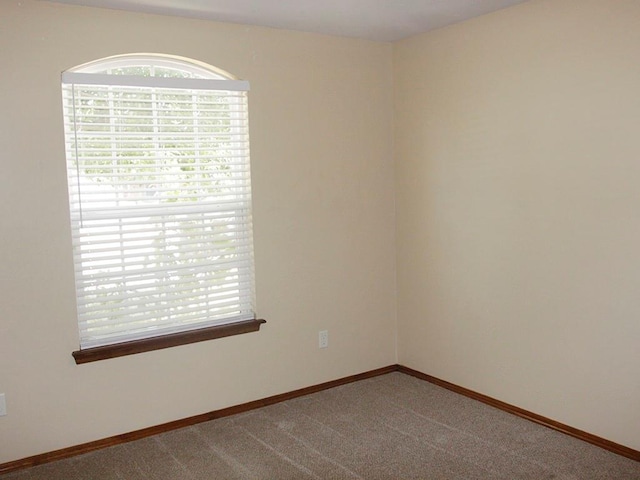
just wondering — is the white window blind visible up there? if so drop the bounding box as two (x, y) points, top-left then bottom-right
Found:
(61, 56), (255, 349)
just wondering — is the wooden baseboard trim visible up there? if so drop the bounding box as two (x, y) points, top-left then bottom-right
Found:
(397, 365), (640, 462)
(3, 364), (637, 474)
(0, 365), (397, 475)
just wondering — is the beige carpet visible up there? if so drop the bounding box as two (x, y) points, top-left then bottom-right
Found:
(3, 372), (639, 479)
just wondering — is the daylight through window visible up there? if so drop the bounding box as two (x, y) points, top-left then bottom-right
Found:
(61, 54), (256, 351)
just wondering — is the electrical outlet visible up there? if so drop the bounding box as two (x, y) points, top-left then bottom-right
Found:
(319, 330), (329, 349)
(0, 394), (6, 416)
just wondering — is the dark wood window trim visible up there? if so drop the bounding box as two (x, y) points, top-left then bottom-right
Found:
(72, 319), (266, 364)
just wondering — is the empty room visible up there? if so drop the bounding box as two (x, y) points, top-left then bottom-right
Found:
(0, 0), (639, 478)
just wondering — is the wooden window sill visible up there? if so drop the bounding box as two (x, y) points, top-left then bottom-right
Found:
(72, 319), (266, 364)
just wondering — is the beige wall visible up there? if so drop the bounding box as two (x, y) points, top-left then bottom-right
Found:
(0, 1), (396, 463)
(395, 0), (640, 451)
(2, 0), (640, 466)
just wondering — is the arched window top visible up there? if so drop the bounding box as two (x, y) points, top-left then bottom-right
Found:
(63, 53), (249, 92)
(68, 53), (236, 80)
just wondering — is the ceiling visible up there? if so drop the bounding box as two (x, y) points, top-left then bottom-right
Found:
(48, 0), (530, 42)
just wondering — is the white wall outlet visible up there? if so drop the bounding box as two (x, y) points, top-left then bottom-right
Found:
(0, 393), (6, 416)
(319, 330), (329, 349)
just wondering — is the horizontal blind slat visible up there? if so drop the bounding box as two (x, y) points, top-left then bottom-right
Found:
(79, 294), (248, 323)
(77, 279), (253, 310)
(75, 241), (254, 266)
(69, 200), (252, 221)
(71, 217), (251, 238)
(74, 226), (252, 250)
(74, 267), (254, 291)
(73, 254), (253, 283)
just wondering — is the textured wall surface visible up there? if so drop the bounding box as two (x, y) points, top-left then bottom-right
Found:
(2, 0), (639, 465)
(395, 0), (640, 451)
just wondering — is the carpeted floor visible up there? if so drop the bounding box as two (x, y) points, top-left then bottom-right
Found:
(3, 372), (639, 479)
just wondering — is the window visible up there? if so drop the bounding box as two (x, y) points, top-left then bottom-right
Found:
(61, 54), (264, 363)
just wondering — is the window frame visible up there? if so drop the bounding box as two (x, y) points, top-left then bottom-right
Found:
(61, 54), (264, 363)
